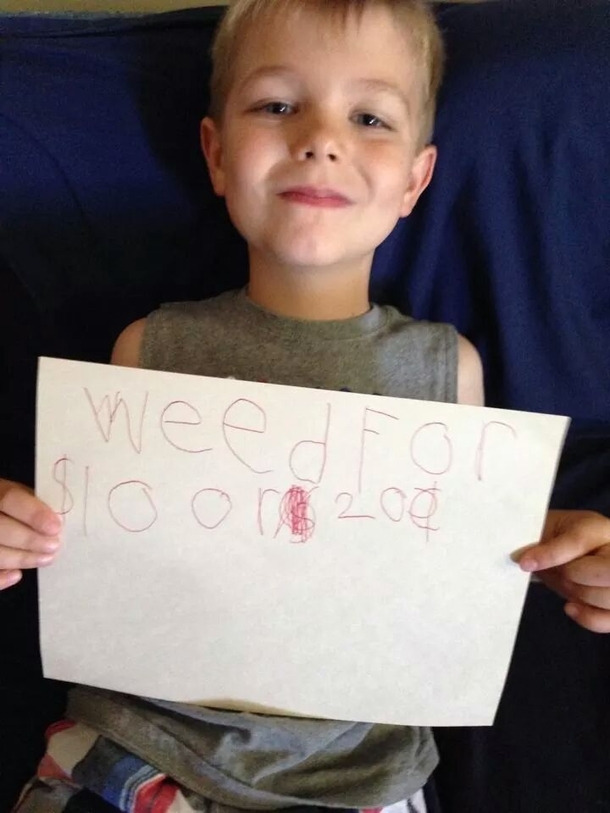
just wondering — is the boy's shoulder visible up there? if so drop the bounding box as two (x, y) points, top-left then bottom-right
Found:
(111, 289), (242, 368)
(154, 289), (243, 321)
(144, 288), (246, 339)
(375, 302), (456, 342)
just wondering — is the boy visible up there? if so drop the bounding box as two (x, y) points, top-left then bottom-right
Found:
(3, 1), (610, 811)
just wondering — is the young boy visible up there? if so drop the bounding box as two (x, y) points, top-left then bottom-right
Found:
(3, 1), (610, 811)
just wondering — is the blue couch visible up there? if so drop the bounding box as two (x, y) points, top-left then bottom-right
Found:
(1, 1), (609, 810)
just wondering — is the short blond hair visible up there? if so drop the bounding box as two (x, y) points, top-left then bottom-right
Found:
(208, 0), (445, 146)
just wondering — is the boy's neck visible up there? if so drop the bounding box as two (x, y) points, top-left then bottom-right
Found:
(247, 256), (372, 321)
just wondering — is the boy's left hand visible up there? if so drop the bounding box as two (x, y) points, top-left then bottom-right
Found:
(518, 509), (610, 633)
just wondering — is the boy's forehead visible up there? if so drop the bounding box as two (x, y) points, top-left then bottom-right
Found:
(230, 5), (421, 93)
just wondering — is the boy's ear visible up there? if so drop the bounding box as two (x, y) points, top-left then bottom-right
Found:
(399, 145), (437, 218)
(200, 116), (226, 197)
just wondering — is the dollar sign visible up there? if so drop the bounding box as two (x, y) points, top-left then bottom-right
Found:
(409, 483), (440, 542)
(276, 486), (317, 543)
(52, 456), (74, 515)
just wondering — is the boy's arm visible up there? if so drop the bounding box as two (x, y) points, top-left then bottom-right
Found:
(111, 318), (147, 367)
(456, 335), (484, 406)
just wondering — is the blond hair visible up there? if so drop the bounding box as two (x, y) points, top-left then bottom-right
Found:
(208, 0), (445, 146)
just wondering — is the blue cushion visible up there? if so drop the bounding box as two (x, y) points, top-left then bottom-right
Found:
(373, 0), (610, 421)
(0, 7), (245, 363)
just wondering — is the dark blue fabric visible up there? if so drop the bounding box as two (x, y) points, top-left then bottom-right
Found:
(373, 0), (610, 421)
(1, 2), (609, 811)
(0, 7), (245, 362)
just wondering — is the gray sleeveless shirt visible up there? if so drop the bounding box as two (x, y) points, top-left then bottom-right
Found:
(68, 289), (457, 810)
(139, 289), (457, 403)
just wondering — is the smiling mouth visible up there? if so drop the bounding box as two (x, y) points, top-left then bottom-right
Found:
(279, 187), (351, 208)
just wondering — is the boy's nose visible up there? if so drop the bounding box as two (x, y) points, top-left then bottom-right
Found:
(292, 117), (344, 163)
(303, 149), (337, 162)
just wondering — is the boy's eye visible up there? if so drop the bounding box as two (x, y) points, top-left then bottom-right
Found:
(353, 112), (388, 129)
(259, 101), (294, 116)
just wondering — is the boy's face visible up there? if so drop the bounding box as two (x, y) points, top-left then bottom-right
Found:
(202, 5), (436, 276)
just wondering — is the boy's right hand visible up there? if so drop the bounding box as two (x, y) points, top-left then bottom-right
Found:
(0, 478), (62, 590)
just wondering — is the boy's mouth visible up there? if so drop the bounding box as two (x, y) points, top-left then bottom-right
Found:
(279, 186), (351, 208)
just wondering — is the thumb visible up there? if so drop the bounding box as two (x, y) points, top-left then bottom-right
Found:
(517, 510), (610, 573)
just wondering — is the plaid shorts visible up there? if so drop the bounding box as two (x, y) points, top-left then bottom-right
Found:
(13, 721), (430, 813)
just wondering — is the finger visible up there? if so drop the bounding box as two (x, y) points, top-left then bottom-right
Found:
(0, 513), (61, 555)
(564, 602), (610, 634)
(539, 562), (610, 611)
(558, 551), (610, 588)
(0, 544), (56, 572)
(518, 512), (610, 572)
(0, 480), (61, 535)
(562, 581), (610, 612)
(0, 569), (22, 591)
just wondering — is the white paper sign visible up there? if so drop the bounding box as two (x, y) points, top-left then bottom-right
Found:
(36, 357), (568, 726)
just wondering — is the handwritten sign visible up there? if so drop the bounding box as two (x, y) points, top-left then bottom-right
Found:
(36, 357), (568, 726)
